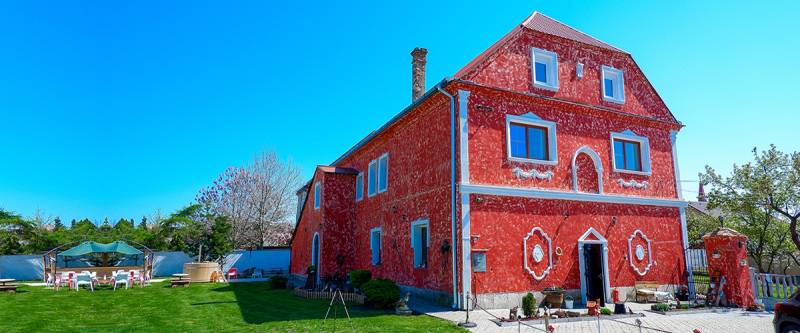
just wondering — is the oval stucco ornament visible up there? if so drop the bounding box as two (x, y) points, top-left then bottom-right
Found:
(635, 244), (645, 261)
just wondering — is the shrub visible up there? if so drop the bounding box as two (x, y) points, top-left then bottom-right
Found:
(349, 269), (372, 290)
(521, 292), (537, 317)
(650, 303), (670, 312)
(361, 279), (400, 309)
(678, 304), (690, 310)
(267, 275), (288, 289)
(600, 307), (612, 315)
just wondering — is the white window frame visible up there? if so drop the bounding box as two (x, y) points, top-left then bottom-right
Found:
(610, 130), (651, 176)
(531, 48), (559, 91)
(601, 66), (625, 104)
(313, 182), (321, 209)
(367, 160), (377, 197)
(410, 219), (430, 269)
(370, 227), (382, 265)
(377, 153), (389, 193)
(355, 172), (364, 201)
(506, 112), (558, 165)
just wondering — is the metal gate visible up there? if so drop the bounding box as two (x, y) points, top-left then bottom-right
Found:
(686, 248), (709, 297)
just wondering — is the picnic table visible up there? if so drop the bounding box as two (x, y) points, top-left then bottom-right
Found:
(171, 274), (190, 288)
(0, 279), (17, 293)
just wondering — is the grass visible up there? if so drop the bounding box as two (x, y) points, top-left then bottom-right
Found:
(0, 281), (465, 333)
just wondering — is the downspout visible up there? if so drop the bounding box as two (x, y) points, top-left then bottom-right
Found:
(436, 81), (459, 309)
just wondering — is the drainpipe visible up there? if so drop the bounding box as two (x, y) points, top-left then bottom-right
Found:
(436, 82), (459, 309)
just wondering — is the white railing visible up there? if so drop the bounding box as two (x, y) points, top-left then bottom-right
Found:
(751, 270), (800, 301)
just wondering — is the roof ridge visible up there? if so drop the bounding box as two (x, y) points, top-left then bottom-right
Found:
(523, 11), (628, 54)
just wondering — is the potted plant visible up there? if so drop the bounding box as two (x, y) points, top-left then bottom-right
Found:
(542, 286), (565, 308)
(564, 295), (574, 309)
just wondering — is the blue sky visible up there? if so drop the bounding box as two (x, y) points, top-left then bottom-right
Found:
(0, 1), (798, 223)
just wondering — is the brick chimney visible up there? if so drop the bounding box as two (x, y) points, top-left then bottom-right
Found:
(698, 182), (707, 202)
(411, 47), (428, 102)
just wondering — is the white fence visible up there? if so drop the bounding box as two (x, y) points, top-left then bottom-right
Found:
(751, 270), (800, 310)
(0, 248), (290, 280)
(687, 249), (708, 269)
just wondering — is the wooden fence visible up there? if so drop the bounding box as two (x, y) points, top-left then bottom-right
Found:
(293, 289), (366, 305)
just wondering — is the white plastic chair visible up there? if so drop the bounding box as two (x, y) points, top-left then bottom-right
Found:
(45, 272), (55, 288)
(74, 273), (94, 292)
(113, 272), (129, 291)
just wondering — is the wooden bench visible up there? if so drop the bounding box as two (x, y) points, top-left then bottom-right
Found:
(635, 281), (660, 303)
(170, 279), (190, 288)
(0, 285), (17, 293)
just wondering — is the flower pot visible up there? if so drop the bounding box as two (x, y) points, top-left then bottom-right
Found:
(544, 292), (564, 308)
(565, 299), (574, 309)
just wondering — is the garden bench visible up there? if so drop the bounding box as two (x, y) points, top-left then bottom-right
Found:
(635, 281), (661, 303)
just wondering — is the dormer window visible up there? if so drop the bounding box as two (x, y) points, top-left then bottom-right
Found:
(532, 48), (558, 91)
(601, 66), (625, 103)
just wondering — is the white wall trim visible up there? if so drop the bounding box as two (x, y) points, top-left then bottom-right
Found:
(532, 48), (559, 91)
(460, 194), (472, 310)
(610, 130), (652, 176)
(627, 229), (654, 276)
(577, 228), (612, 304)
(506, 112), (558, 166)
(523, 227), (553, 281)
(311, 232), (321, 285)
(601, 65), (625, 104)
(571, 146), (604, 193)
(460, 183), (687, 208)
(377, 153), (389, 193)
(458, 90), (471, 184)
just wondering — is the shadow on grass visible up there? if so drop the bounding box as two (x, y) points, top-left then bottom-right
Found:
(212, 282), (389, 325)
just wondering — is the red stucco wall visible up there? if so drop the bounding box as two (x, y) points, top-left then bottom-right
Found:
(469, 195), (686, 293)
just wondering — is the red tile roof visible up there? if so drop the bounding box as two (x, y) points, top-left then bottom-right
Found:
(522, 12), (627, 53)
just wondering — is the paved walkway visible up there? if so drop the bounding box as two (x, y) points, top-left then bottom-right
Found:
(411, 301), (774, 333)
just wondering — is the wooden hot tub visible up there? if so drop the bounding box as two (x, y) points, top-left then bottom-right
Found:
(183, 262), (219, 282)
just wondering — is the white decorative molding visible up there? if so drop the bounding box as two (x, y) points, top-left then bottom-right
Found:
(512, 167), (554, 181)
(523, 227), (553, 281)
(460, 183), (688, 208)
(617, 178), (649, 189)
(627, 229), (654, 276)
(570, 146), (604, 194)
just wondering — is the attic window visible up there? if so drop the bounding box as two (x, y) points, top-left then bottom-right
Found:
(601, 66), (625, 104)
(531, 48), (558, 91)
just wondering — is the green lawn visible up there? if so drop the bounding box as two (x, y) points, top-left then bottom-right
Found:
(0, 281), (465, 333)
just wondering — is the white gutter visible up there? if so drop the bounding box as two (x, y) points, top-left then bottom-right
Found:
(436, 83), (459, 309)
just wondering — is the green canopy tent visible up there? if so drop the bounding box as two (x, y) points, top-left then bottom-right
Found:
(43, 240), (153, 280)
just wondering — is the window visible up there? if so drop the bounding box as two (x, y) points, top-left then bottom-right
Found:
(610, 130), (652, 175)
(378, 154), (388, 193)
(355, 172), (364, 201)
(370, 227), (382, 265)
(313, 182), (321, 209)
(410, 219), (429, 268)
(613, 139), (642, 171)
(601, 66), (625, 103)
(510, 123), (549, 160)
(367, 160), (377, 197)
(506, 113), (558, 165)
(531, 48), (558, 91)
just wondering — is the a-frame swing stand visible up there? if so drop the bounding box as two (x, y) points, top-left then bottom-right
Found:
(323, 289), (356, 333)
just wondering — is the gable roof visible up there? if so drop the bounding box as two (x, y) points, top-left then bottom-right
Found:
(522, 12), (627, 54)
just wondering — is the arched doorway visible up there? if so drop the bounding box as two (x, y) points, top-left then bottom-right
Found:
(311, 232), (320, 285)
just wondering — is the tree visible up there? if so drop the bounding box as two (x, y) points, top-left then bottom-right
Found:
(702, 146), (799, 272)
(198, 151), (300, 248)
(138, 216), (148, 230)
(206, 216), (233, 260)
(53, 217), (65, 231)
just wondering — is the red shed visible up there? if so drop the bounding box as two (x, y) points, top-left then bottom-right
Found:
(290, 12), (691, 309)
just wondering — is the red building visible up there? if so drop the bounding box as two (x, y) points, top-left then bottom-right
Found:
(290, 12), (691, 309)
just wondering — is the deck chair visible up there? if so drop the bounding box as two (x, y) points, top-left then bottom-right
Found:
(75, 274), (94, 292)
(113, 272), (129, 291)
